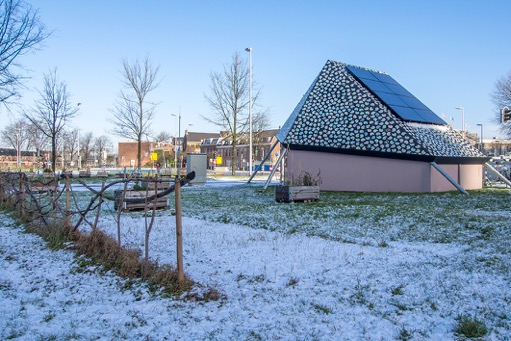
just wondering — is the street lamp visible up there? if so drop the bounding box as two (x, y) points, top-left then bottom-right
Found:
(245, 47), (253, 176)
(77, 103), (82, 171)
(171, 112), (181, 178)
(455, 107), (465, 138)
(476, 123), (483, 152)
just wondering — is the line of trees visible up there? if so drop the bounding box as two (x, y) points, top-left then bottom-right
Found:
(0, 115), (113, 170)
(0, 0), (271, 175)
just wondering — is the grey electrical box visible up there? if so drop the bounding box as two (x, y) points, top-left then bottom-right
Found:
(186, 153), (207, 185)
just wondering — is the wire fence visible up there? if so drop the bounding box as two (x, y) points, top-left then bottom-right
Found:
(0, 171), (194, 282)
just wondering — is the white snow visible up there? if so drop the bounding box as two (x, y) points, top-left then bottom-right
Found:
(1, 185), (510, 340)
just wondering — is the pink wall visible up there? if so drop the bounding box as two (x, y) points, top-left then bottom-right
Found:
(430, 164), (483, 192)
(285, 150), (483, 193)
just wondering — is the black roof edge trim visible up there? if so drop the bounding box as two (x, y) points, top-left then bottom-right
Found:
(433, 156), (491, 165)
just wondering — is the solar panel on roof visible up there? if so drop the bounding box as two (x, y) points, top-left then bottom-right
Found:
(346, 65), (446, 125)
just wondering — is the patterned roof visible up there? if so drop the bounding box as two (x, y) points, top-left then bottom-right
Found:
(277, 60), (487, 163)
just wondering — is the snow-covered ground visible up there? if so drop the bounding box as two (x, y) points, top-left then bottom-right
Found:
(1, 183), (510, 340)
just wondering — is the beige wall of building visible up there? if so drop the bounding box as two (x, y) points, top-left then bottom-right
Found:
(285, 149), (484, 193)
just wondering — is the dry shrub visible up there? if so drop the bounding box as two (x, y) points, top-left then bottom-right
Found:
(182, 286), (225, 302)
(73, 229), (211, 298)
(146, 263), (193, 295)
(25, 219), (70, 251)
(75, 229), (142, 278)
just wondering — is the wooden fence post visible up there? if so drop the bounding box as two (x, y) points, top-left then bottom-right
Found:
(19, 173), (25, 220)
(174, 177), (184, 283)
(0, 173), (3, 203)
(65, 174), (71, 229)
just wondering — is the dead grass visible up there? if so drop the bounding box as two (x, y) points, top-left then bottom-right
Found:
(19, 215), (211, 299)
(72, 229), (197, 297)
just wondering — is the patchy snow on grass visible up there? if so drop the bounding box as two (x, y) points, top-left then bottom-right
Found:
(1, 184), (511, 340)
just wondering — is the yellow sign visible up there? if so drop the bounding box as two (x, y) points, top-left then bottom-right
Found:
(215, 156), (223, 165)
(150, 152), (158, 161)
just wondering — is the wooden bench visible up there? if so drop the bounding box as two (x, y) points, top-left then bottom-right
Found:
(114, 190), (169, 211)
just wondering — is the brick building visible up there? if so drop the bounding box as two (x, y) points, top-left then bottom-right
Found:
(201, 129), (281, 171)
(118, 142), (151, 167)
(117, 141), (176, 168)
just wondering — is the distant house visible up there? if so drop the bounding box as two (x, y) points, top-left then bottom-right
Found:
(183, 131), (219, 154)
(201, 129), (281, 170)
(274, 60), (489, 193)
(0, 148), (46, 169)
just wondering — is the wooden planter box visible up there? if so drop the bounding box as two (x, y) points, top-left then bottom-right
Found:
(114, 190), (169, 211)
(275, 185), (320, 203)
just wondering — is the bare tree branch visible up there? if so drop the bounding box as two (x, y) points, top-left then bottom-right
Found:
(94, 134), (112, 167)
(203, 51), (268, 175)
(0, 0), (50, 110)
(23, 68), (78, 172)
(490, 70), (511, 138)
(108, 57), (160, 169)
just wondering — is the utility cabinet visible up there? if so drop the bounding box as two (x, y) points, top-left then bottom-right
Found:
(186, 153), (207, 185)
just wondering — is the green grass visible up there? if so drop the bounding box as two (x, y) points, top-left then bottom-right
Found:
(175, 184), (511, 247)
(454, 314), (488, 338)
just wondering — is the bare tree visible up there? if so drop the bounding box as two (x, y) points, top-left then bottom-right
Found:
(155, 130), (171, 143)
(24, 68), (78, 172)
(94, 134), (111, 167)
(80, 131), (94, 168)
(1, 117), (30, 167)
(1, 118), (29, 148)
(252, 110), (272, 161)
(62, 128), (78, 167)
(0, 0), (49, 109)
(26, 120), (48, 165)
(109, 57), (160, 170)
(490, 70), (511, 138)
(204, 51), (262, 175)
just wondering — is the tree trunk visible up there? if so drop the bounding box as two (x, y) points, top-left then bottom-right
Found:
(231, 141), (236, 176)
(51, 135), (56, 172)
(137, 135), (142, 170)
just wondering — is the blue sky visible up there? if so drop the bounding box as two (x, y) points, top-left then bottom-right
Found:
(6, 0), (511, 146)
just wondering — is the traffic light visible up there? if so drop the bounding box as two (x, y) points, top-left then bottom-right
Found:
(502, 106), (511, 124)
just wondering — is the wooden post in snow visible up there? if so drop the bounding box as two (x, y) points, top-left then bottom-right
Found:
(19, 172), (25, 220)
(65, 174), (71, 229)
(174, 177), (185, 282)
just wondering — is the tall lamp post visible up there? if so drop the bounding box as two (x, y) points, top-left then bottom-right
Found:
(171, 113), (181, 178)
(77, 103), (82, 170)
(476, 123), (483, 152)
(245, 47), (253, 176)
(455, 107), (465, 138)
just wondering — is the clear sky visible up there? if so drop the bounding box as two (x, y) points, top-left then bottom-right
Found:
(5, 0), (511, 147)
